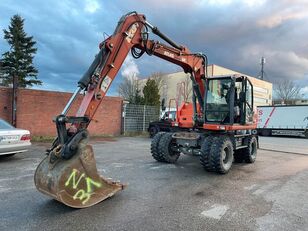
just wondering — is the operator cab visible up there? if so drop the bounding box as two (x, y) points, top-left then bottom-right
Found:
(204, 75), (254, 126)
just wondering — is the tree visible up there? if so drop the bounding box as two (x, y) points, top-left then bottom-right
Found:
(148, 72), (166, 90)
(0, 61), (4, 85)
(0, 15), (41, 87)
(274, 79), (301, 104)
(143, 79), (160, 106)
(118, 77), (144, 104)
(132, 88), (144, 105)
(181, 74), (192, 102)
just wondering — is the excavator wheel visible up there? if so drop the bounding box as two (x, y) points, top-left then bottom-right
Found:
(151, 132), (166, 162)
(34, 139), (124, 208)
(242, 136), (258, 163)
(158, 133), (180, 163)
(210, 136), (234, 174)
(200, 136), (215, 172)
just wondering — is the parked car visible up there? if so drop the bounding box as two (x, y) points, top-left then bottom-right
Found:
(0, 119), (31, 156)
(148, 110), (177, 137)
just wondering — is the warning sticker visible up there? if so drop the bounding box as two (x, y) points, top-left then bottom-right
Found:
(101, 76), (112, 93)
(126, 23), (139, 43)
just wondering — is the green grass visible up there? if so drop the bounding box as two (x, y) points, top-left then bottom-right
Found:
(122, 131), (149, 137)
(31, 136), (55, 143)
(32, 132), (149, 143)
(31, 134), (118, 143)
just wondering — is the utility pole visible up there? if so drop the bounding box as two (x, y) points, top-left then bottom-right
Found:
(259, 57), (266, 80)
(12, 75), (18, 127)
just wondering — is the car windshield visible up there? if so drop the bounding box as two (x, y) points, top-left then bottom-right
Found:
(163, 111), (176, 121)
(0, 119), (14, 129)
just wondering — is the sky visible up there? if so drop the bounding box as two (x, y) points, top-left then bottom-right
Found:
(0, 0), (308, 97)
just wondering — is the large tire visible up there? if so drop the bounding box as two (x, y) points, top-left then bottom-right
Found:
(200, 136), (215, 171)
(149, 126), (159, 138)
(242, 136), (257, 163)
(233, 149), (244, 163)
(158, 133), (180, 163)
(151, 132), (166, 162)
(210, 136), (234, 174)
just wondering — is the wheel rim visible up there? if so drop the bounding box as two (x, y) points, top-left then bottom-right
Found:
(222, 146), (232, 169)
(250, 140), (257, 159)
(222, 150), (227, 162)
(168, 141), (177, 156)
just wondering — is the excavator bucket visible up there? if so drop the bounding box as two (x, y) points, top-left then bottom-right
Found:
(34, 141), (125, 208)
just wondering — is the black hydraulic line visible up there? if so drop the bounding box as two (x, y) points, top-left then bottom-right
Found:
(113, 11), (139, 35)
(190, 74), (204, 113)
(151, 27), (182, 50)
(78, 49), (102, 89)
(78, 46), (109, 89)
(192, 92), (197, 123)
(203, 79), (208, 122)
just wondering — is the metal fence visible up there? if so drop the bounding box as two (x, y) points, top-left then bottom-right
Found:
(123, 104), (160, 133)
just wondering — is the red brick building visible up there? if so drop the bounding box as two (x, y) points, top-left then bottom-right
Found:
(0, 87), (123, 136)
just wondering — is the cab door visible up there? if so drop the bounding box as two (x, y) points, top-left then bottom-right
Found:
(244, 78), (254, 124)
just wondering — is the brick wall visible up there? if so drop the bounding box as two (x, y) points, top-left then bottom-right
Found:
(0, 87), (123, 136)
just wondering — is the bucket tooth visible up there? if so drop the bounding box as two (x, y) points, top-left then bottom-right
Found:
(34, 143), (125, 208)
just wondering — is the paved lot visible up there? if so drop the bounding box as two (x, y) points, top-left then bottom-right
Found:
(259, 136), (308, 155)
(0, 137), (308, 231)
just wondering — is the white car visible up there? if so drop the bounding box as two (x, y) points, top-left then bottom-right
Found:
(0, 119), (31, 156)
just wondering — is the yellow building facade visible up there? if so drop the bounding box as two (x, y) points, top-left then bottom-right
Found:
(140, 64), (272, 107)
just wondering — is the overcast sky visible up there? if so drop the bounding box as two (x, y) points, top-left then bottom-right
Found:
(0, 0), (308, 96)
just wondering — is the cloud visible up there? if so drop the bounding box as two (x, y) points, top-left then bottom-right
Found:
(242, 0), (266, 7)
(120, 55), (140, 81)
(207, 0), (233, 5)
(84, 0), (100, 14)
(0, 0), (307, 96)
(257, 2), (308, 28)
(301, 86), (308, 96)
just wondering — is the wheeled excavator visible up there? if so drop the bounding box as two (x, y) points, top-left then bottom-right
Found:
(34, 12), (258, 208)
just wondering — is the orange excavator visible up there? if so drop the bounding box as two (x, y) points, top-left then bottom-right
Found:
(34, 12), (258, 208)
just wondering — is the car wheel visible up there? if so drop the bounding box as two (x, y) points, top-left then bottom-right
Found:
(149, 126), (159, 138)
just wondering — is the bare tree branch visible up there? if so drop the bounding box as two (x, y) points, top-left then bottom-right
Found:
(182, 75), (192, 102)
(118, 76), (142, 103)
(148, 72), (166, 90)
(274, 79), (301, 104)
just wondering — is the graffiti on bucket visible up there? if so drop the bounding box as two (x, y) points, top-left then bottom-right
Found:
(65, 168), (101, 205)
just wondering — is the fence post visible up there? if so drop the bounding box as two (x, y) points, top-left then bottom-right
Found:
(123, 104), (126, 134)
(143, 105), (146, 131)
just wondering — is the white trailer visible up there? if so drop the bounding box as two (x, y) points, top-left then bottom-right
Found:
(257, 105), (308, 138)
